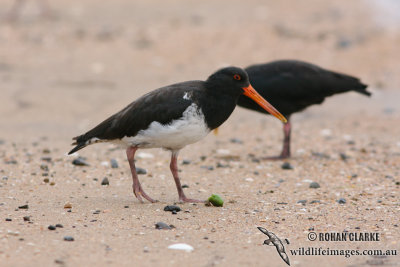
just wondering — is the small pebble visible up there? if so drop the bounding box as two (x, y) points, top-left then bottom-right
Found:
(310, 200), (321, 204)
(72, 157), (89, 166)
(56, 224), (63, 228)
(155, 222), (173, 230)
(167, 243), (194, 252)
(63, 236), (74, 241)
(23, 216), (30, 221)
(230, 138), (243, 144)
(337, 198), (347, 204)
(136, 167), (147, 175)
(101, 177), (110, 185)
(281, 162), (294, 170)
(64, 202), (72, 209)
(5, 218), (12, 221)
(309, 182), (320, 189)
(164, 205), (181, 213)
(40, 164), (49, 171)
(182, 184), (189, 188)
(297, 200), (307, 204)
(110, 159), (119, 168)
(18, 204), (29, 209)
(43, 178), (49, 183)
(48, 225), (56, 230)
(182, 160), (191, 165)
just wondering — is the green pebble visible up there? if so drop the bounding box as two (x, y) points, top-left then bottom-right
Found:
(208, 194), (224, 207)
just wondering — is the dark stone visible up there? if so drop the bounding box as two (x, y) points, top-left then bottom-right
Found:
(172, 210), (177, 215)
(5, 218), (12, 221)
(297, 200), (307, 204)
(182, 160), (191, 165)
(23, 216), (30, 221)
(136, 167), (147, 175)
(337, 198), (346, 204)
(339, 153), (349, 161)
(230, 138), (243, 144)
(41, 157), (52, 162)
(72, 157), (89, 166)
(281, 162), (294, 170)
(124, 205), (129, 208)
(48, 225), (56, 230)
(309, 182), (320, 189)
(55, 224), (63, 228)
(101, 177), (109, 185)
(18, 204), (29, 209)
(110, 159), (118, 168)
(63, 236), (74, 241)
(310, 200), (321, 204)
(182, 184), (189, 188)
(155, 222), (173, 230)
(163, 205), (181, 213)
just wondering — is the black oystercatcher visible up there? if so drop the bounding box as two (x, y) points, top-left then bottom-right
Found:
(237, 60), (371, 159)
(68, 67), (287, 203)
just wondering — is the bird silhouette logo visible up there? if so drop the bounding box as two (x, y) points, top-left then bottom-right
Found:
(258, 227), (290, 266)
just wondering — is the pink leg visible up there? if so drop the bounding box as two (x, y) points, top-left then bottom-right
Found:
(126, 147), (156, 203)
(170, 151), (204, 203)
(263, 118), (291, 160)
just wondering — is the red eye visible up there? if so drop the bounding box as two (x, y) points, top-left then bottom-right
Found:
(233, 74), (241, 80)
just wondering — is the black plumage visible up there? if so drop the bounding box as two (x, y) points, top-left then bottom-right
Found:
(68, 66), (286, 203)
(237, 60), (371, 159)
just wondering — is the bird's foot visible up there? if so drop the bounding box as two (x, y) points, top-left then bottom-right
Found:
(133, 186), (157, 203)
(178, 196), (205, 203)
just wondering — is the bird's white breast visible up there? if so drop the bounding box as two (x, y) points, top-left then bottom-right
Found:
(121, 103), (210, 151)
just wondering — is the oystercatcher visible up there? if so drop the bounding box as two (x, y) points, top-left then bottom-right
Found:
(68, 67), (287, 203)
(237, 60), (371, 159)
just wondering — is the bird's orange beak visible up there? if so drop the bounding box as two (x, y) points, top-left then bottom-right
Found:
(242, 84), (287, 123)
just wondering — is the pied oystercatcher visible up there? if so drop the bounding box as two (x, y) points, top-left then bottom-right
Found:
(69, 67), (287, 203)
(237, 60), (371, 159)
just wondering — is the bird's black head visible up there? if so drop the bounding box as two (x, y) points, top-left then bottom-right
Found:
(206, 66), (250, 96)
(206, 66), (288, 123)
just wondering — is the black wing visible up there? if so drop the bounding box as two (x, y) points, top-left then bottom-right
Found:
(68, 81), (204, 154)
(238, 60), (370, 116)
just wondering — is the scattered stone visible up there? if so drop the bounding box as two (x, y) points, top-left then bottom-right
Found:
(229, 138), (243, 144)
(23, 216), (30, 221)
(200, 165), (214, 171)
(281, 162), (294, 170)
(72, 157), (89, 166)
(2, 176), (8, 180)
(43, 178), (50, 183)
(50, 181), (55, 186)
(182, 160), (191, 165)
(136, 167), (147, 175)
(339, 153), (349, 161)
(48, 225), (56, 230)
(5, 218), (12, 221)
(155, 222), (173, 230)
(297, 200), (307, 204)
(40, 164), (49, 171)
(18, 204), (29, 209)
(216, 162), (229, 168)
(309, 182), (320, 189)
(124, 205), (129, 208)
(182, 184), (189, 188)
(63, 236), (74, 241)
(64, 202), (72, 209)
(55, 259), (65, 265)
(41, 157), (52, 162)
(167, 243), (194, 252)
(143, 247), (149, 253)
(110, 159), (119, 168)
(310, 200), (321, 204)
(164, 205), (181, 213)
(337, 198), (347, 204)
(101, 177), (110, 185)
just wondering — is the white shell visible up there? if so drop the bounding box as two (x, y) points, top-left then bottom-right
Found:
(167, 243), (194, 252)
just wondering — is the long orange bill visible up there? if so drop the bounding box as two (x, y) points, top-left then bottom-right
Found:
(242, 84), (287, 123)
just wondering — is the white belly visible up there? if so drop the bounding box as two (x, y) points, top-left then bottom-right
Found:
(121, 103), (210, 151)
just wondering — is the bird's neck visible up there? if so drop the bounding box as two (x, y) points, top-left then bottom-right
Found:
(198, 89), (238, 130)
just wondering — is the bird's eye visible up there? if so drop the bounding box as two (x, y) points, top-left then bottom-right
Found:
(233, 74), (241, 81)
